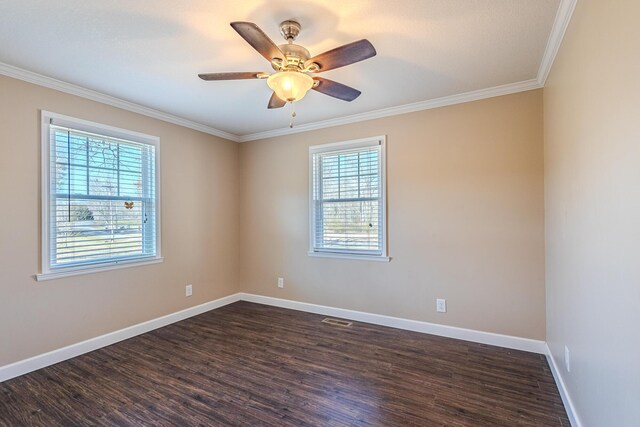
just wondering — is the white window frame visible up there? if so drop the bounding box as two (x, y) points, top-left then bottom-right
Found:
(308, 135), (389, 262)
(37, 111), (163, 281)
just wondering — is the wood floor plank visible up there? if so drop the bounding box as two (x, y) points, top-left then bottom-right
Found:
(0, 301), (570, 426)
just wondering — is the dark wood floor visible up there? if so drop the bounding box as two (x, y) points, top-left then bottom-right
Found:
(0, 302), (569, 426)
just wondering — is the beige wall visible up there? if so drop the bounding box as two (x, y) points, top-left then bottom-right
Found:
(0, 71), (547, 368)
(0, 75), (240, 366)
(544, 1), (640, 425)
(4, 3), (638, 420)
(239, 90), (546, 340)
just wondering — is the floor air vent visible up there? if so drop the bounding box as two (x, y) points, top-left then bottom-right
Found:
(322, 318), (353, 327)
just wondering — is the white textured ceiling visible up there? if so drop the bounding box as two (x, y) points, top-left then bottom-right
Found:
(0, 0), (560, 137)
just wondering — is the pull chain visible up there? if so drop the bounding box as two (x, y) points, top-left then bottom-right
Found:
(289, 102), (297, 128)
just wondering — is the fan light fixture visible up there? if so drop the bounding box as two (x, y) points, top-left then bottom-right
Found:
(267, 71), (314, 102)
(198, 20), (376, 127)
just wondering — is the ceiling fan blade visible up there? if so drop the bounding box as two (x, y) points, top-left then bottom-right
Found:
(198, 72), (263, 81)
(305, 39), (376, 72)
(268, 92), (286, 109)
(312, 77), (362, 101)
(230, 22), (285, 63)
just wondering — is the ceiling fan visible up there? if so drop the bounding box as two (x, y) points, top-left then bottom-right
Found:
(198, 20), (376, 110)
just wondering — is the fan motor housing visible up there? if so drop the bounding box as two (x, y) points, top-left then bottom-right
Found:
(273, 43), (310, 71)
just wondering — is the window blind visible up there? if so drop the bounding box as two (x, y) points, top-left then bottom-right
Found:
(48, 124), (157, 268)
(311, 143), (383, 255)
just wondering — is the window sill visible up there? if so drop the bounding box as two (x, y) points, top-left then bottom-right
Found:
(307, 252), (391, 262)
(36, 257), (164, 282)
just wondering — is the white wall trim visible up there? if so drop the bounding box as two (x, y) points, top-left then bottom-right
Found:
(308, 135), (388, 260)
(36, 257), (164, 282)
(0, 62), (239, 142)
(0, 60), (544, 144)
(545, 344), (583, 427)
(1, 1), (576, 145)
(39, 110), (163, 281)
(0, 292), (553, 385)
(238, 79), (543, 142)
(239, 293), (547, 354)
(537, 0), (578, 85)
(307, 252), (391, 262)
(0, 293), (242, 383)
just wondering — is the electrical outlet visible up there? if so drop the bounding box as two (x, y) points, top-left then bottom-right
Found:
(564, 346), (570, 372)
(436, 298), (447, 313)
(185, 284), (193, 297)
(277, 277), (284, 289)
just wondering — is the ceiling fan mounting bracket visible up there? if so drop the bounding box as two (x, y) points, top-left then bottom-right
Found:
(279, 20), (301, 42)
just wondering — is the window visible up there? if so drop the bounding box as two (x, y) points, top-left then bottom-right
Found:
(309, 136), (388, 261)
(38, 111), (161, 280)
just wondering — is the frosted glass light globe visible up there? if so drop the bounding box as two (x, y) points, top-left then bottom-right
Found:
(267, 71), (314, 102)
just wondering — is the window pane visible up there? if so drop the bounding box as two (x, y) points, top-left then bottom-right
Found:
(321, 156), (339, 178)
(48, 123), (157, 269)
(317, 200), (380, 251)
(119, 145), (142, 173)
(312, 143), (383, 255)
(359, 174), (379, 198)
(88, 167), (118, 196)
(69, 165), (88, 195)
(54, 132), (69, 164)
(53, 198), (143, 265)
(88, 138), (118, 169)
(120, 172), (143, 198)
(339, 176), (359, 199)
(322, 177), (339, 199)
(359, 151), (378, 175)
(69, 135), (88, 166)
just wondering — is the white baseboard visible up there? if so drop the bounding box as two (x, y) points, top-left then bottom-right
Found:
(238, 293), (547, 354)
(0, 293), (242, 382)
(545, 344), (582, 427)
(0, 291), (550, 385)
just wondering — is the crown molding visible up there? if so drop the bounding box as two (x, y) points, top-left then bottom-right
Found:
(0, 62), (240, 142)
(238, 78), (543, 142)
(1, 1), (575, 144)
(240, 0), (577, 143)
(2, 61), (541, 143)
(537, 0), (578, 85)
